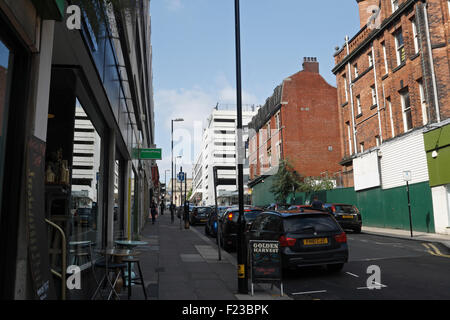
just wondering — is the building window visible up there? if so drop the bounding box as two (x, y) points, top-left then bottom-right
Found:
(356, 95), (362, 115)
(275, 112), (281, 130)
(346, 122), (353, 155)
(382, 41), (388, 74)
(354, 63), (359, 78)
(387, 98), (395, 137)
(266, 121), (271, 140)
(276, 142), (281, 160)
(360, 142), (365, 153)
(343, 74), (348, 102)
(371, 85), (377, 106)
(401, 89), (413, 132)
(267, 149), (272, 168)
(418, 80), (428, 125)
(368, 52), (374, 67)
(391, 0), (399, 12)
(394, 29), (406, 66)
(412, 19), (420, 54)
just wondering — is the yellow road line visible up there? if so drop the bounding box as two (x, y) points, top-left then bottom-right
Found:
(428, 243), (450, 258)
(422, 243), (450, 258)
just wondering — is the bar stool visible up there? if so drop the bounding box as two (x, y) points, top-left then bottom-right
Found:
(122, 257), (147, 300)
(92, 259), (127, 300)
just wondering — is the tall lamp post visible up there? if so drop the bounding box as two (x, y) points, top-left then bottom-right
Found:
(175, 156), (182, 229)
(171, 118), (184, 216)
(234, 0), (248, 294)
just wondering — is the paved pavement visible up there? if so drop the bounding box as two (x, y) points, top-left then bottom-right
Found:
(118, 211), (289, 300)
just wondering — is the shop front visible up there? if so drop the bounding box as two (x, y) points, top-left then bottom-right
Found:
(424, 122), (450, 235)
(0, 0), (155, 299)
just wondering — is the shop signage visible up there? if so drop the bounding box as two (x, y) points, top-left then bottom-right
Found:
(26, 136), (55, 300)
(137, 148), (162, 160)
(249, 240), (282, 283)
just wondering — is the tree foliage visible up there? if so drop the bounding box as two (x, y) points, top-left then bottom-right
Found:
(270, 160), (303, 204)
(298, 175), (335, 193)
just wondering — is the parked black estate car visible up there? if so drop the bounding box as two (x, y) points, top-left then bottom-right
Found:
(323, 203), (362, 233)
(205, 206), (230, 237)
(246, 210), (348, 271)
(218, 207), (263, 251)
(189, 206), (212, 225)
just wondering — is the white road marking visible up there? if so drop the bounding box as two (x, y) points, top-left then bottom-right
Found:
(357, 281), (387, 290)
(291, 290), (327, 295)
(345, 272), (359, 278)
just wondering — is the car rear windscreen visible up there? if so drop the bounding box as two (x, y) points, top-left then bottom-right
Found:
(197, 207), (212, 214)
(335, 205), (356, 213)
(283, 215), (341, 233)
(244, 211), (262, 221)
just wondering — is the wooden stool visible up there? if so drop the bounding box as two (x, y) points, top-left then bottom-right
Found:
(122, 257), (147, 300)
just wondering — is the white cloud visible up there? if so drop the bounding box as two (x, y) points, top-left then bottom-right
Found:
(154, 80), (261, 180)
(164, 0), (183, 11)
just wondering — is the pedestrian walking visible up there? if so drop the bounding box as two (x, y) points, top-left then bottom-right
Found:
(150, 200), (157, 225)
(160, 201), (165, 216)
(170, 203), (174, 224)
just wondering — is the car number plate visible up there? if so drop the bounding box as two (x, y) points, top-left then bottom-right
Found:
(303, 238), (328, 245)
(342, 215), (354, 219)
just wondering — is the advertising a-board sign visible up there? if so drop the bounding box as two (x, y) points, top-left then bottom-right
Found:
(249, 240), (282, 283)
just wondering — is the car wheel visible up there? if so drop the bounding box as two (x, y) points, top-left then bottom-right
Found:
(205, 225), (209, 236)
(326, 263), (344, 272)
(353, 226), (362, 234)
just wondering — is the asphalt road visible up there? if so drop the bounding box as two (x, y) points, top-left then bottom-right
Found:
(193, 224), (450, 300)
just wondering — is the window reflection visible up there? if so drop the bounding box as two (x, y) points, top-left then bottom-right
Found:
(0, 39), (11, 216)
(69, 100), (102, 266)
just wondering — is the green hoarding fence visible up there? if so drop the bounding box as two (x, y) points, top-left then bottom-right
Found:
(251, 177), (435, 233)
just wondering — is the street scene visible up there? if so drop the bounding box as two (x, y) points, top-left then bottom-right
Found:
(0, 0), (449, 305)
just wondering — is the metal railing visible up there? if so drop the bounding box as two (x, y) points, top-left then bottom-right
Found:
(45, 218), (67, 300)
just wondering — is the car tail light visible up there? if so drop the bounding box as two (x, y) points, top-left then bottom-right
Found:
(279, 235), (297, 247)
(331, 206), (336, 213)
(227, 213), (233, 221)
(334, 232), (347, 243)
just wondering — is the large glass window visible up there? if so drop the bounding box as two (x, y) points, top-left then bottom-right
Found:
(69, 100), (102, 266)
(0, 39), (11, 216)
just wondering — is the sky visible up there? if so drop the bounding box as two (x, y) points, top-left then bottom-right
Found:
(150, 0), (361, 183)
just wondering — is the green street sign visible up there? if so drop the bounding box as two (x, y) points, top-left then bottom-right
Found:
(138, 148), (162, 160)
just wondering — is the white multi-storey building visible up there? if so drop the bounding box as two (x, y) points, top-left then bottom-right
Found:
(191, 107), (257, 206)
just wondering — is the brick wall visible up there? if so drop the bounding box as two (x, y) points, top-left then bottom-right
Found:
(249, 59), (341, 182)
(334, 0), (450, 187)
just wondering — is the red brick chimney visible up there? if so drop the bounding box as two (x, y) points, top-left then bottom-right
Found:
(356, 0), (381, 29)
(302, 57), (319, 73)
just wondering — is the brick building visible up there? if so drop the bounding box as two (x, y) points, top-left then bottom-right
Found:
(333, 0), (450, 234)
(248, 58), (342, 206)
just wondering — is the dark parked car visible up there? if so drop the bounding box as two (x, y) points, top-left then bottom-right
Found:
(205, 206), (230, 237)
(286, 205), (312, 212)
(323, 203), (362, 233)
(190, 206), (213, 225)
(246, 211), (348, 272)
(265, 203), (291, 211)
(218, 207), (263, 251)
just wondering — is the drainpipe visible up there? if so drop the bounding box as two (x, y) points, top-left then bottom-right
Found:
(346, 36), (358, 154)
(423, 3), (441, 123)
(372, 45), (383, 143)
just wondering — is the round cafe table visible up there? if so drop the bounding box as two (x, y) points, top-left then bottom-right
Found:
(114, 240), (148, 250)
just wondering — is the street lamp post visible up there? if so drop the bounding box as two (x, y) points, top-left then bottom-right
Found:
(175, 155), (182, 229)
(234, 0), (248, 294)
(171, 118), (184, 221)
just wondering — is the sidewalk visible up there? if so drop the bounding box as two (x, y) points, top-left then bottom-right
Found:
(362, 226), (450, 249)
(120, 211), (290, 300)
